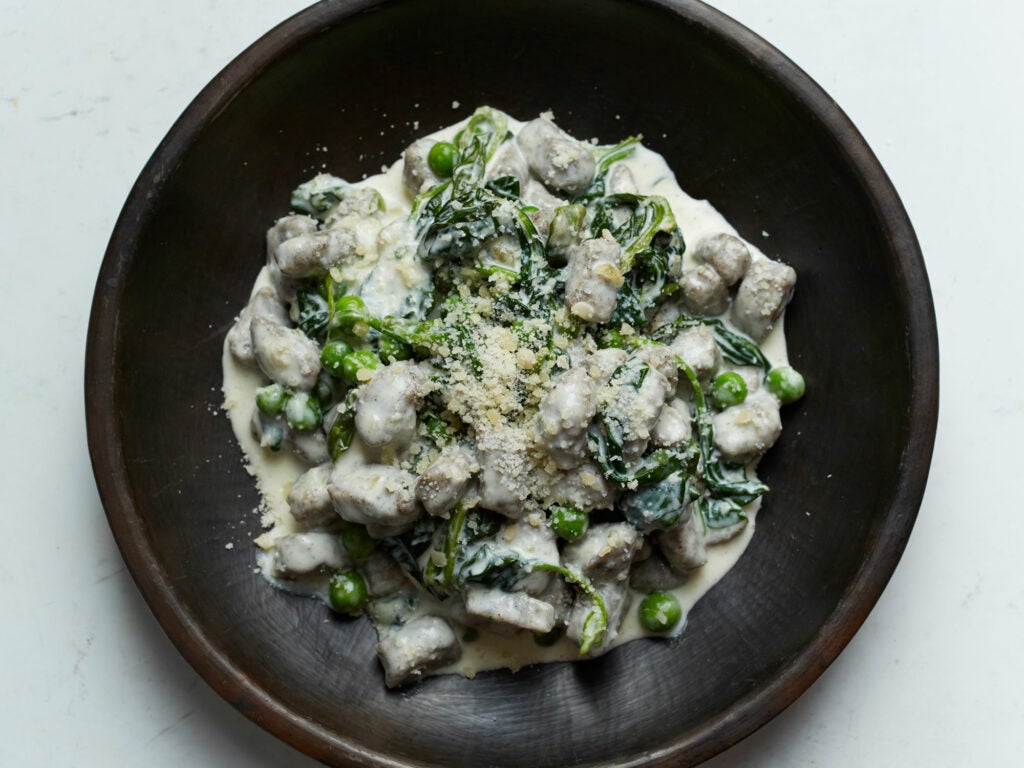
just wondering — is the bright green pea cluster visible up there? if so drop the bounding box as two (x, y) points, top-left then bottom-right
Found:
(320, 339), (353, 376)
(255, 384), (322, 432)
(320, 337), (381, 383)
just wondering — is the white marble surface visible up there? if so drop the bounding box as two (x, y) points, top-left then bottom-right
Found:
(1, 0), (1020, 765)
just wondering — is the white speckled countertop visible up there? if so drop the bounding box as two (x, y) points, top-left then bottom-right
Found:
(1, 1), (1021, 765)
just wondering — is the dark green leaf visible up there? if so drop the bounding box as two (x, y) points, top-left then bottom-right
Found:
(618, 470), (693, 532)
(697, 497), (748, 530)
(296, 287), (329, 338)
(485, 175), (521, 200)
(326, 390), (359, 460)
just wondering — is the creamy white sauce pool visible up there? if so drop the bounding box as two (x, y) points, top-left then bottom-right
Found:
(222, 112), (790, 678)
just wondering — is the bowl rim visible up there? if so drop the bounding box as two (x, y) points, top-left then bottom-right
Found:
(85, 0), (939, 765)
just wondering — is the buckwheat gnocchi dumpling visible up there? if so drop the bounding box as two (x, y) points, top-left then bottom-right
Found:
(223, 107), (803, 687)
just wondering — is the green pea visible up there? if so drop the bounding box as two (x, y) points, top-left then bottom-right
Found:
(284, 391), (322, 432)
(334, 295), (366, 319)
(549, 505), (589, 542)
(328, 570), (368, 616)
(377, 333), (412, 362)
(341, 523), (376, 560)
(533, 627), (563, 647)
(341, 349), (382, 383)
(321, 339), (353, 377)
(427, 140), (458, 178)
(766, 366), (805, 404)
(462, 627), (480, 643)
(638, 591), (682, 633)
(712, 371), (748, 408)
(255, 384), (288, 416)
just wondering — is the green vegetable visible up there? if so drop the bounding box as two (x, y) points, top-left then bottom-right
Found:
(423, 412), (452, 446)
(320, 339), (353, 377)
(427, 141), (458, 177)
(574, 135), (641, 200)
(334, 295), (368, 323)
(330, 291), (484, 379)
(484, 175), (521, 200)
(314, 371), (337, 408)
(511, 205), (557, 308)
(296, 287), (329, 338)
(255, 414), (286, 452)
(290, 175), (384, 219)
(533, 563), (608, 655)
(594, 135), (641, 176)
(415, 507), (503, 596)
(388, 506), (608, 655)
(383, 516), (440, 584)
(638, 591), (682, 632)
(416, 107), (509, 263)
(546, 203), (586, 261)
(252, 112), (800, 666)
(446, 541), (524, 593)
(533, 627), (563, 647)
(327, 390), (358, 460)
(377, 333), (413, 362)
(341, 349), (382, 383)
(328, 570), (368, 616)
(695, 497), (747, 530)
(284, 392), (321, 432)
(603, 226), (683, 329)
(341, 523), (377, 560)
(704, 461), (768, 507)
(291, 175), (350, 216)
(455, 107), (509, 170)
(548, 505), (589, 542)
(618, 470), (694, 532)
(676, 357), (768, 530)
(766, 366), (805, 404)
(585, 193), (676, 272)
(317, 273), (344, 302)
(438, 503), (470, 592)
(712, 371), (748, 408)
(255, 384), (287, 416)
(587, 358), (697, 487)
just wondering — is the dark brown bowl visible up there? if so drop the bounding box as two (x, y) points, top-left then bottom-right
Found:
(86, 1), (938, 766)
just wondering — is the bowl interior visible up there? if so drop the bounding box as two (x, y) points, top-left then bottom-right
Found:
(88, 1), (936, 766)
